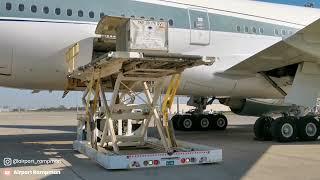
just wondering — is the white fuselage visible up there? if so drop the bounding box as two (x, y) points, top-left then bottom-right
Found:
(0, 0), (319, 99)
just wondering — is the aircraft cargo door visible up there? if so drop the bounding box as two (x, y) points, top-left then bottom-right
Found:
(0, 47), (13, 75)
(188, 8), (210, 45)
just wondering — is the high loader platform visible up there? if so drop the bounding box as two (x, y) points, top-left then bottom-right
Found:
(66, 16), (222, 169)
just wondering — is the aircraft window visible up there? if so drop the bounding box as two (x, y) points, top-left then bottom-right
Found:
(89, 11), (94, 18)
(131, 15), (135, 18)
(244, 26), (249, 33)
(252, 27), (257, 34)
(6, 2), (12, 11)
(78, 10), (83, 17)
(160, 18), (164, 21)
(140, 16), (145, 19)
(281, 29), (286, 35)
(31, 5), (37, 13)
(18, 4), (24, 12)
(100, 12), (105, 18)
(169, 19), (174, 26)
(150, 17), (155, 20)
(236, 26), (241, 32)
(67, 9), (72, 16)
(259, 28), (264, 34)
(55, 8), (61, 15)
(43, 6), (49, 14)
(274, 29), (279, 35)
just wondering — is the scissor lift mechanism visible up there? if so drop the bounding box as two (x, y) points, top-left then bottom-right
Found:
(67, 16), (222, 169)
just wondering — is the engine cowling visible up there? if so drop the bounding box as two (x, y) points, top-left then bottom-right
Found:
(221, 98), (291, 116)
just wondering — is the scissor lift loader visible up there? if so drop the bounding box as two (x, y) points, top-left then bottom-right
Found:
(66, 16), (222, 169)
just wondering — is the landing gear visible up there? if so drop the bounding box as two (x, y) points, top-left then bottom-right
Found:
(197, 116), (210, 130)
(171, 96), (228, 131)
(172, 113), (228, 131)
(254, 115), (320, 142)
(213, 114), (228, 130)
(271, 116), (297, 142)
(254, 116), (273, 141)
(297, 116), (320, 141)
(178, 116), (194, 131)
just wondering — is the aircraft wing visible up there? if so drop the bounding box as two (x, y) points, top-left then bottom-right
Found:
(222, 18), (320, 108)
(224, 18), (320, 75)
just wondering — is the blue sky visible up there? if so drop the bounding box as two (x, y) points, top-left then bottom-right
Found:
(258, 0), (319, 7)
(0, 0), (318, 108)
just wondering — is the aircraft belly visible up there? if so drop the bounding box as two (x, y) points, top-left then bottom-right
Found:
(179, 65), (234, 96)
(230, 77), (284, 98)
(179, 66), (284, 98)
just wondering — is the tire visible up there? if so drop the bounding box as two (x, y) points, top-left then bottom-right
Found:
(208, 114), (217, 129)
(254, 116), (273, 141)
(271, 116), (297, 142)
(178, 115), (194, 131)
(197, 115), (211, 131)
(297, 116), (320, 141)
(213, 114), (228, 130)
(171, 115), (181, 130)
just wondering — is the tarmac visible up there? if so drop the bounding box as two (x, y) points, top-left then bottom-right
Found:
(0, 111), (320, 180)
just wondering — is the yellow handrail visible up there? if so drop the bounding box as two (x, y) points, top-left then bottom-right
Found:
(161, 74), (181, 147)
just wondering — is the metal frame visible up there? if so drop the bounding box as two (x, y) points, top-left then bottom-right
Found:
(70, 51), (222, 169)
(80, 69), (182, 154)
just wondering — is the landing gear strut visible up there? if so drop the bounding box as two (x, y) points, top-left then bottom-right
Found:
(172, 96), (228, 131)
(254, 114), (320, 142)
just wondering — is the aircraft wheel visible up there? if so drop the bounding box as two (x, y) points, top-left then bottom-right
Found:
(171, 114), (181, 130)
(297, 116), (320, 141)
(178, 115), (194, 131)
(213, 114), (228, 130)
(254, 116), (273, 141)
(198, 115), (211, 131)
(271, 116), (297, 142)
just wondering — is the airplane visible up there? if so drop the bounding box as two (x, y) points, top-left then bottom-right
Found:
(259, 0), (317, 8)
(1, 0), (320, 142)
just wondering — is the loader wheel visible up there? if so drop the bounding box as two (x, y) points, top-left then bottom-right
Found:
(178, 115), (194, 131)
(297, 116), (320, 141)
(213, 114), (228, 130)
(254, 116), (273, 141)
(271, 116), (297, 142)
